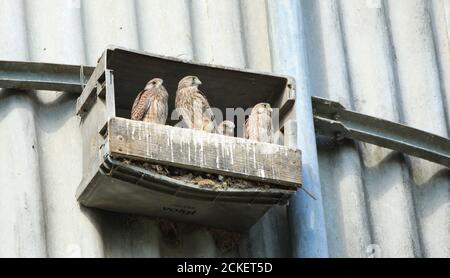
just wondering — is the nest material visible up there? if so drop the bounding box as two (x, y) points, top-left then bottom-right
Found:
(121, 159), (271, 191)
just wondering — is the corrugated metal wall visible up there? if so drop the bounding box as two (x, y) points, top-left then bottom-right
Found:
(0, 0), (448, 258)
(304, 0), (449, 257)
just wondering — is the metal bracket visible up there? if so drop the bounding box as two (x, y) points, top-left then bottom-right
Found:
(0, 60), (94, 93)
(312, 97), (450, 167)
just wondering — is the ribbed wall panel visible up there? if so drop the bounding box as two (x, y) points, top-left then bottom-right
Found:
(387, 0), (449, 258)
(0, 0), (46, 258)
(24, 0), (104, 258)
(0, 0), (448, 258)
(303, 0), (449, 258)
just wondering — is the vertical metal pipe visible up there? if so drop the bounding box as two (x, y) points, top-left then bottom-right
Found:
(302, 0), (372, 257)
(266, 0), (328, 257)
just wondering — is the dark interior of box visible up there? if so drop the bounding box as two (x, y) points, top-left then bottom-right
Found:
(107, 48), (288, 129)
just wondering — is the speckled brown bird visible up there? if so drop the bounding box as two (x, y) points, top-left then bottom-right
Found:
(175, 76), (216, 132)
(245, 103), (273, 143)
(217, 120), (235, 137)
(131, 78), (168, 124)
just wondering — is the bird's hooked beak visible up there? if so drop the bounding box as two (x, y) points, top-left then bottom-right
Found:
(263, 103), (273, 112)
(193, 77), (202, 86)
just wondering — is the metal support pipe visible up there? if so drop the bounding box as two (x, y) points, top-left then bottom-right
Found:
(267, 0), (329, 258)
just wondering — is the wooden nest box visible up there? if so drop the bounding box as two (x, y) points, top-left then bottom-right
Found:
(75, 46), (301, 231)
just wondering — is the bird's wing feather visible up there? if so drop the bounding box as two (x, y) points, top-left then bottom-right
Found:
(196, 88), (208, 100)
(197, 89), (217, 132)
(175, 88), (194, 128)
(131, 90), (143, 112)
(131, 90), (148, 120)
(192, 93), (204, 129)
(197, 89), (214, 121)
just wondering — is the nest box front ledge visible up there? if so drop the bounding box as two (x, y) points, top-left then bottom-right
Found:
(106, 117), (302, 189)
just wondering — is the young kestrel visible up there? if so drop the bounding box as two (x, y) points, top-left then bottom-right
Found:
(131, 78), (168, 124)
(245, 103), (273, 143)
(175, 76), (216, 132)
(217, 120), (235, 137)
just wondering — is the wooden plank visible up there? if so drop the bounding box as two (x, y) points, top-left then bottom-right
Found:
(108, 117), (302, 188)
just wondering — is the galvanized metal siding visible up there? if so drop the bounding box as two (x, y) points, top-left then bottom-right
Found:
(303, 0), (449, 258)
(0, 0), (284, 258)
(0, 0), (46, 257)
(0, 0), (448, 258)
